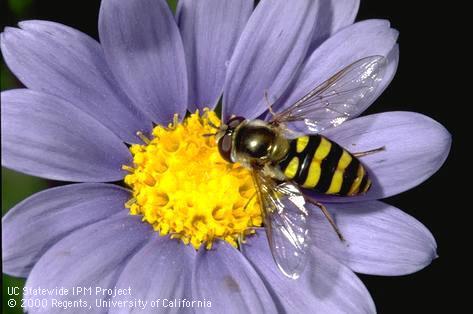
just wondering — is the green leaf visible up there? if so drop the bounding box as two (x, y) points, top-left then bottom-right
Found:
(2, 275), (25, 314)
(1, 63), (17, 91)
(2, 168), (48, 215)
(8, 0), (33, 17)
(168, 0), (178, 12)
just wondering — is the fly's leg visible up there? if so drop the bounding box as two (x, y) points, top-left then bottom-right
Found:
(353, 146), (385, 158)
(264, 90), (277, 118)
(306, 197), (345, 242)
(244, 192), (257, 210)
(237, 233), (244, 251)
(202, 132), (218, 137)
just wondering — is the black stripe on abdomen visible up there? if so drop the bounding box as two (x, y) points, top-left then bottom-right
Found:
(339, 158), (360, 195)
(314, 143), (344, 193)
(359, 174), (371, 193)
(294, 135), (321, 185)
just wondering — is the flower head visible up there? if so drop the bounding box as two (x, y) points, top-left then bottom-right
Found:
(125, 110), (262, 249)
(1, 0), (450, 313)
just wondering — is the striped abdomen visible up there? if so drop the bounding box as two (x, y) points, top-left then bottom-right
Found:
(278, 135), (371, 196)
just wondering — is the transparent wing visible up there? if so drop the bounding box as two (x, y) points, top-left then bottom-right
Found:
(272, 55), (387, 133)
(252, 171), (310, 279)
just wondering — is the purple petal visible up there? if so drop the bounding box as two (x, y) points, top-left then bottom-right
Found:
(111, 236), (195, 314)
(314, 111), (451, 201)
(2, 183), (130, 277)
(223, 0), (319, 120)
(193, 241), (278, 313)
(23, 214), (151, 313)
(275, 19), (398, 115)
(308, 201), (437, 276)
(243, 232), (376, 313)
(177, 0), (253, 111)
(1, 21), (152, 144)
(1, 89), (131, 182)
(310, 0), (360, 50)
(99, 0), (188, 124)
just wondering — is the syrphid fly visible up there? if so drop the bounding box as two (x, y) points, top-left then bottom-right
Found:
(213, 56), (387, 279)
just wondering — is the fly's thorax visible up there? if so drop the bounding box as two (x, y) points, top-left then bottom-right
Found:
(232, 120), (289, 167)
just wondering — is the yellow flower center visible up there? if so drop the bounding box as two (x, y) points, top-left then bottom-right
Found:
(123, 110), (262, 249)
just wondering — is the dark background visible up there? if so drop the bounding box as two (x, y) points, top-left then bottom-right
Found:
(1, 0), (463, 313)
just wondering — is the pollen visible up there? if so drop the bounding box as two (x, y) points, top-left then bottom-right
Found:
(124, 109), (262, 249)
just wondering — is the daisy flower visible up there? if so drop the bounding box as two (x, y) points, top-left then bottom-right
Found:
(1, 0), (450, 313)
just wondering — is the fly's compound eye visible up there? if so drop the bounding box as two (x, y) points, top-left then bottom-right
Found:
(218, 116), (245, 163)
(218, 132), (234, 163)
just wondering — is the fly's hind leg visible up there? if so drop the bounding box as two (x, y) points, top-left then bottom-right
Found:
(353, 146), (385, 158)
(305, 197), (345, 242)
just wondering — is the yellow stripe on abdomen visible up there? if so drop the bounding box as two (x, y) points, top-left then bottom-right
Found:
(314, 137), (332, 160)
(302, 138), (332, 188)
(302, 161), (321, 188)
(326, 150), (353, 194)
(283, 157), (299, 179)
(348, 165), (365, 195)
(296, 136), (310, 153)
